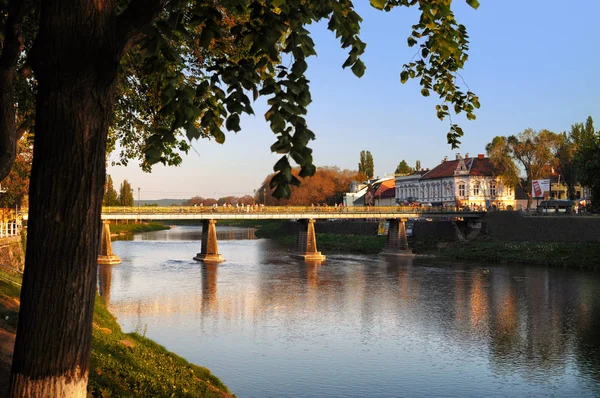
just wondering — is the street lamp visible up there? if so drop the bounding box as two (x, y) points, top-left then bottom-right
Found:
(138, 187), (140, 207)
(264, 188), (267, 206)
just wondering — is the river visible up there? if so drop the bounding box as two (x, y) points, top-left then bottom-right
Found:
(100, 225), (600, 397)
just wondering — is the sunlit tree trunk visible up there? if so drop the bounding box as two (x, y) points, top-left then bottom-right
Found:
(8, 2), (118, 396)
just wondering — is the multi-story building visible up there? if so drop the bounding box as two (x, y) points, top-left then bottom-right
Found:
(395, 153), (515, 210)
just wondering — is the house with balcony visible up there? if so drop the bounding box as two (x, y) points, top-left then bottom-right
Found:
(395, 153), (516, 210)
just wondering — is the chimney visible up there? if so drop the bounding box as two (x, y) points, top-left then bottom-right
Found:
(456, 153), (461, 160)
(478, 154), (485, 159)
(443, 156), (448, 162)
(465, 153), (469, 158)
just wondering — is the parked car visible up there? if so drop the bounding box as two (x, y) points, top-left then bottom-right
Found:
(536, 200), (575, 214)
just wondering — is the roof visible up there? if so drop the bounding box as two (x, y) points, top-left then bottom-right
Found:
(374, 179), (395, 198)
(420, 157), (497, 180)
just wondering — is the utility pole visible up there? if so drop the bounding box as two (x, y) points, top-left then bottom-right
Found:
(138, 187), (140, 206)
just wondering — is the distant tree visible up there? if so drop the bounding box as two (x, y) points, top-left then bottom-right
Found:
(102, 175), (119, 206)
(185, 196), (205, 206)
(118, 180), (134, 206)
(238, 195), (254, 205)
(485, 136), (519, 188)
(0, 133), (32, 208)
(507, 129), (561, 208)
(256, 166), (363, 206)
(553, 128), (579, 200)
(217, 196), (236, 206)
(574, 117), (600, 210)
(415, 160), (421, 171)
(203, 198), (218, 206)
(358, 151), (374, 179)
(395, 160), (413, 176)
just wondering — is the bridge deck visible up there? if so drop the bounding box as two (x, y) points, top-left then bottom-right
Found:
(95, 206), (485, 221)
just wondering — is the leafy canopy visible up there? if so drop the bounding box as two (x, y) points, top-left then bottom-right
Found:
(8, 0), (479, 198)
(395, 159), (413, 175)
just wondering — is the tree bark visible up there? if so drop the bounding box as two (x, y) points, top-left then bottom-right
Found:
(9, 1), (118, 396)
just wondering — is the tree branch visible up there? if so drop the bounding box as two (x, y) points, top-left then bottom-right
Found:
(116, 0), (167, 57)
(0, 0), (28, 181)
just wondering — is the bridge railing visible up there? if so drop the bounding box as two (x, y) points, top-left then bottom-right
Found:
(96, 205), (470, 215)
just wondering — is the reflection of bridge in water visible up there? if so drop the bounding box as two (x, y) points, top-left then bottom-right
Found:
(90, 206), (485, 264)
(216, 228), (256, 240)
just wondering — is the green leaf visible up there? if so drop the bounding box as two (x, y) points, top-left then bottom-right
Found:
(466, 0), (480, 10)
(225, 114), (241, 132)
(370, 0), (386, 10)
(400, 70), (409, 84)
(351, 60), (366, 77)
(272, 183), (290, 199)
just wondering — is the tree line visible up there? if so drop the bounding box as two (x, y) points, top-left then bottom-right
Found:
(486, 116), (599, 210)
(102, 176), (135, 207)
(184, 195), (255, 207)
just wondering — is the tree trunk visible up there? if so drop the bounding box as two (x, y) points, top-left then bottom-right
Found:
(9, 2), (118, 396)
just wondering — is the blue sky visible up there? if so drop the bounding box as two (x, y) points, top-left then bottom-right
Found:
(108, 0), (600, 200)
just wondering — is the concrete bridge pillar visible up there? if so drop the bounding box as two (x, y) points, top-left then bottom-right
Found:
(292, 219), (326, 261)
(381, 218), (414, 257)
(98, 221), (121, 265)
(194, 219), (224, 263)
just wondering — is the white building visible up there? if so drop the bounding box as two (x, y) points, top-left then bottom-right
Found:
(395, 153), (515, 210)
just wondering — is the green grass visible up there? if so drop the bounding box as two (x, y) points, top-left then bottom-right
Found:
(414, 240), (600, 269)
(89, 296), (232, 397)
(0, 268), (232, 397)
(0, 268), (22, 331)
(109, 222), (170, 235)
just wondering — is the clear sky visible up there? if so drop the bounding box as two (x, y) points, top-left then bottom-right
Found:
(107, 0), (600, 201)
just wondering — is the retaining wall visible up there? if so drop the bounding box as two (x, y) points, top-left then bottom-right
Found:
(0, 236), (24, 271)
(482, 212), (600, 243)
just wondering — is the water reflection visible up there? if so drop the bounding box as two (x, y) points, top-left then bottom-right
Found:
(201, 263), (218, 313)
(104, 227), (600, 397)
(132, 225), (256, 241)
(97, 264), (114, 304)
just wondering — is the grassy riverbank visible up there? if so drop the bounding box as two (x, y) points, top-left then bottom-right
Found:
(414, 240), (600, 269)
(236, 219), (600, 268)
(0, 268), (232, 397)
(109, 221), (170, 235)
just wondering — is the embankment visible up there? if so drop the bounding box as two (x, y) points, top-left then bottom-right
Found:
(0, 236), (25, 271)
(0, 266), (232, 397)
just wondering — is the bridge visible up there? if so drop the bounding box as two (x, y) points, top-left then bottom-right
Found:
(21, 206), (485, 264)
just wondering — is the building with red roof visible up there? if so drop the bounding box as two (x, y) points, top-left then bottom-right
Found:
(395, 153), (516, 210)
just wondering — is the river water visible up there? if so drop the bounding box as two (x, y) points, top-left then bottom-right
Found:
(101, 226), (600, 397)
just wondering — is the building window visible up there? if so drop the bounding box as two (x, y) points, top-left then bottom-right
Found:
(473, 182), (480, 196)
(490, 181), (496, 196)
(459, 184), (465, 197)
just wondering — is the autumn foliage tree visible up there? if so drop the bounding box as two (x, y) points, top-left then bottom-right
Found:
(0, 0), (479, 395)
(256, 166), (365, 206)
(0, 133), (32, 208)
